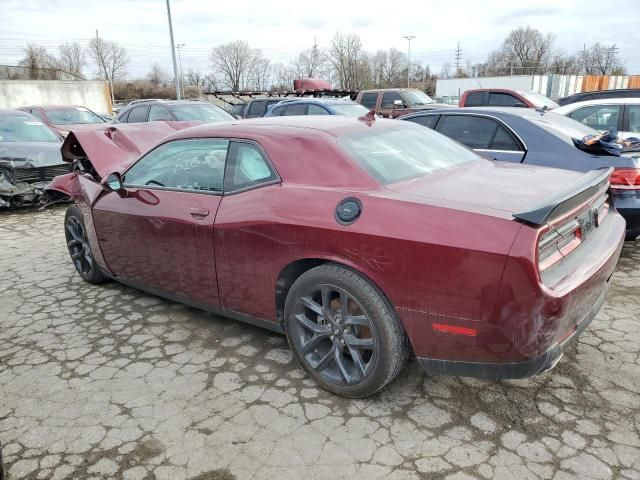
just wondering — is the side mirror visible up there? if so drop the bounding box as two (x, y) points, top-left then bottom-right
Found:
(514, 102), (527, 108)
(105, 172), (125, 193)
(393, 99), (406, 108)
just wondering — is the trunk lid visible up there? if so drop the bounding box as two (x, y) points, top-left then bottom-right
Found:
(387, 160), (585, 218)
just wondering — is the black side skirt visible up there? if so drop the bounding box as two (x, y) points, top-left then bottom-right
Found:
(108, 274), (284, 334)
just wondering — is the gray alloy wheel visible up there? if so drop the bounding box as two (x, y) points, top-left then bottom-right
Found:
(64, 206), (106, 284)
(284, 263), (409, 398)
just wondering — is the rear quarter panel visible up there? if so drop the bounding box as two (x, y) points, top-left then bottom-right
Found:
(214, 183), (522, 359)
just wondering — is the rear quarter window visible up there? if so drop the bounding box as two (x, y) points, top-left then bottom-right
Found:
(360, 93), (378, 109)
(405, 115), (439, 129)
(463, 91), (486, 107)
(337, 123), (480, 185)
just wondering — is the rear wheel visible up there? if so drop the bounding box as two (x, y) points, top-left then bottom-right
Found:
(284, 264), (408, 398)
(64, 206), (106, 284)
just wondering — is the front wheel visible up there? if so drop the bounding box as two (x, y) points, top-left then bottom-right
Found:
(64, 206), (106, 284)
(284, 264), (408, 398)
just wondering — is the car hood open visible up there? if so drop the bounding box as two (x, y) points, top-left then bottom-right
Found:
(60, 121), (202, 179)
(387, 159), (586, 217)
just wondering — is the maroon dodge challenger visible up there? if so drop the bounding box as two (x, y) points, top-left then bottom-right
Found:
(47, 116), (625, 397)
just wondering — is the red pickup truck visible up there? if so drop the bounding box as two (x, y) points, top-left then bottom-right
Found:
(459, 89), (558, 109)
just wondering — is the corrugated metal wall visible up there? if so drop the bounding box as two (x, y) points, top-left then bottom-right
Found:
(437, 75), (640, 100)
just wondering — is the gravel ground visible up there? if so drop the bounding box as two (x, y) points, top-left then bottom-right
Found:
(1, 206), (639, 480)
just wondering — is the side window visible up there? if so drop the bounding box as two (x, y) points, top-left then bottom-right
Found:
(127, 106), (149, 123)
(381, 92), (405, 109)
(247, 100), (266, 117)
(568, 105), (622, 131)
(307, 104), (330, 115)
(361, 93), (378, 109)
(270, 106), (285, 116)
(463, 91), (486, 107)
(230, 104), (245, 116)
(224, 142), (278, 192)
(148, 105), (173, 121)
(488, 93), (521, 107)
(491, 125), (522, 151)
(124, 138), (229, 193)
(283, 104), (307, 116)
(406, 115), (439, 129)
(117, 110), (130, 123)
(627, 105), (640, 133)
(30, 109), (45, 121)
(437, 115), (498, 149)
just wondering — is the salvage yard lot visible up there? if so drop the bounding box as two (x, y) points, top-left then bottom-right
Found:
(1, 207), (639, 480)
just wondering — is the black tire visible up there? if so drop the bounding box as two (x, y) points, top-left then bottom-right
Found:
(284, 263), (409, 398)
(64, 206), (107, 284)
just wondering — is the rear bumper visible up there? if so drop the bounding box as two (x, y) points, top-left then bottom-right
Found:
(416, 281), (607, 379)
(611, 189), (640, 239)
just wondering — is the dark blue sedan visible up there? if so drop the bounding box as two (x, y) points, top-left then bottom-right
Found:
(264, 98), (370, 117)
(401, 107), (640, 240)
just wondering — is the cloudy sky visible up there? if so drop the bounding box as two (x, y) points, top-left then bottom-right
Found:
(1, 0), (639, 79)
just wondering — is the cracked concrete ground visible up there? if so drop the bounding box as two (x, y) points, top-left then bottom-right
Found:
(1, 206), (639, 480)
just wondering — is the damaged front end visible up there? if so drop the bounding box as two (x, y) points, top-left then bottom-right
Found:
(0, 157), (71, 208)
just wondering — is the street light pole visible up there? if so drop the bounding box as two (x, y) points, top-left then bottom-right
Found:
(165, 0), (181, 100)
(403, 35), (415, 88)
(176, 43), (185, 98)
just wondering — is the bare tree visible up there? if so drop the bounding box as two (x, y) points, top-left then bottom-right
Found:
(326, 32), (363, 89)
(58, 42), (85, 78)
(293, 44), (325, 78)
(381, 48), (406, 86)
(502, 26), (554, 74)
(202, 73), (219, 92)
(440, 62), (451, 79)
(271, 63), (297, 90)
(184, 70), (205, 87)
(18, 44), (58, 79)
(483, 26), (554, 75)
(146, 63), (170, 86)
(549, 51), (580, 75)
(247, 55), (271, 90)
(579, 43), (624, 75)
(210, 40), (257, 90)
(88, 37), (129, 83)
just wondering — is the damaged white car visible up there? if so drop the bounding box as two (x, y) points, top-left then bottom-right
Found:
(0, 110), (70, 208)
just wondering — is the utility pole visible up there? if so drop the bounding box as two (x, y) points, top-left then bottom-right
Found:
(176, 43), (185, 98)
(403, 35), (415, 88)
(454, 42), (462, 77)
(165, 0), (181, 100)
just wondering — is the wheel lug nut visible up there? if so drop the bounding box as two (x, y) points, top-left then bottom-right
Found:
(330, 335), (335, 341)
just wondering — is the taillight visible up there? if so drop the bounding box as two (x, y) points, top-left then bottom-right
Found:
(610, 168), (640, 189)
(538, 220), (583, 272)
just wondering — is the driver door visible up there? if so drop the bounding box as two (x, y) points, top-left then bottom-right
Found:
(92, 138), (229, 307)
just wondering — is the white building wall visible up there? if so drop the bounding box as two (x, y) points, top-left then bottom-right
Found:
(0, 80), (112, 113)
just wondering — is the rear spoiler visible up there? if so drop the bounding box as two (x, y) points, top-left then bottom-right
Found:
(513, 168), (612, 226)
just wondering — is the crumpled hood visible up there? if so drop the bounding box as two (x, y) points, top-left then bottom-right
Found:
(0, 141), (64, 168)
(61, 121), (203, 178)
(387, 159), (584, 216)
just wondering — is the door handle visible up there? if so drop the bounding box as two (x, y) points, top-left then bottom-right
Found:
(190, 207), (210, 218)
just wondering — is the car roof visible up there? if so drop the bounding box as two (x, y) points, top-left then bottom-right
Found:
(272, 98), (357, 106)
(166, 115), (408, 141)
(553, 97), (640, 111)
(2, 109), (38, 118)
(22, 105), (90, 110)
(358, 88), (423, 93)
(401, 106), (550, 119)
